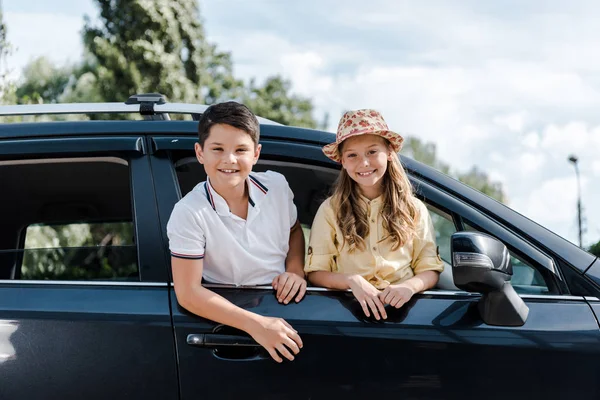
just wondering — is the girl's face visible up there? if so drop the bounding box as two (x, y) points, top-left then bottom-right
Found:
(340, 135), (392, 199)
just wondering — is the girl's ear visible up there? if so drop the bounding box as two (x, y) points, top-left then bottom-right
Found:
(387, 150), (393, 161)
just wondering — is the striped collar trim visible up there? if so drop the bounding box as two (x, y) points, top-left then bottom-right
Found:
(249, 175), (269, 194)
(205, 175), (268, 215)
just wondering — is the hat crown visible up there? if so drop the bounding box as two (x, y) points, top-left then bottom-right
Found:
(336, 109), (390, 142)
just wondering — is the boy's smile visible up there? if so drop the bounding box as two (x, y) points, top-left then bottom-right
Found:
(195, 123), (261, 196)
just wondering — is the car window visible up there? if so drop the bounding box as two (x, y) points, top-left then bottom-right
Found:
(463, 221), (549, 295)
(22, 221), (137, 280)
(0, 158), (139, 281)
(426, 204), (456, 264)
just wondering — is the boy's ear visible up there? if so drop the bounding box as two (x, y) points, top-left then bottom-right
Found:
(194, 142), (204, 164)
(253, 143), (262, 165)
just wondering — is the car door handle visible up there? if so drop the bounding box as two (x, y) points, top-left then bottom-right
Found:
(187, 333), (261, 348)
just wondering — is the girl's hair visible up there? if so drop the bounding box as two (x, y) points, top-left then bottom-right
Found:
(331, 140), (420, 252)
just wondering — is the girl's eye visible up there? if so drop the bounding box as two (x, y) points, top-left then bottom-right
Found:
(347, 153), (357, 158)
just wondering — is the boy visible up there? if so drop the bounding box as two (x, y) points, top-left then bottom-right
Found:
(167, 102), (307, 363)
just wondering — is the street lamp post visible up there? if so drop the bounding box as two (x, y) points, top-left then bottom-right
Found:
(568, 155), (583, 248)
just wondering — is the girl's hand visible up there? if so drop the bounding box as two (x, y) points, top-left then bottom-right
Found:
(378, 283), (415, 308)
(347, 275), (387, 320)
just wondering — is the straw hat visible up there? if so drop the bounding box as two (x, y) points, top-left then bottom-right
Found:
(322, 109), (404, 162)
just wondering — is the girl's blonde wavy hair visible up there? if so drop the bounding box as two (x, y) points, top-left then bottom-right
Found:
(331, 140), (420, 252)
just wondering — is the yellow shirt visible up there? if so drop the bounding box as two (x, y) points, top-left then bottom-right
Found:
(305, 196), (444, 289)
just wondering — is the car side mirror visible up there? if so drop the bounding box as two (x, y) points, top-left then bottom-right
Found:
(451, 232), (529, 326)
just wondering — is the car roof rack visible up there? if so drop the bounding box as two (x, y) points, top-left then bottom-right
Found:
(0, 93), (281, 125)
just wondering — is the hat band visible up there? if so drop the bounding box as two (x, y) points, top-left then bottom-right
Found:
(337, 127), (389, 143)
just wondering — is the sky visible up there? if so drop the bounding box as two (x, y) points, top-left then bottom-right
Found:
(3, 0), (600, 249)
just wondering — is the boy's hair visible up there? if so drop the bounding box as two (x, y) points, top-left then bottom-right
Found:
(197, 101), (260, 147)
(331, 140), (420, 252)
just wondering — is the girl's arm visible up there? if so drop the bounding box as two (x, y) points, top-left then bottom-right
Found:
(308, 271), (388, 320)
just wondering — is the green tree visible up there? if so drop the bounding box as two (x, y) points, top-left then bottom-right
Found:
(15, 57), (75, 104)
(243, 76), (317, 128)
(403, 136), (506, 202)
(82, 0), (242, 104)
(589, 241), (600, 257)
(403, 137), (451, 174)
(456, 166), (506, 203)
(0, 4), (15, 105)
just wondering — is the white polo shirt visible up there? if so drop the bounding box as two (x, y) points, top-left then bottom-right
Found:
(166, 171), (297, 286)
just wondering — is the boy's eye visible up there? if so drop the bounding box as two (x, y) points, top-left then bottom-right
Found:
(212, 147), (223, 151)
(236, 148), (249, 153)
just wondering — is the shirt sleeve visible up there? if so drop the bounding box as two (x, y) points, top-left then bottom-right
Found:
(411, 201), (444, 275)
(305, 199), (339, 273)
(267, 170), (297, 229)
(283, 175), (298, 229)
(166, 203), (206, 260)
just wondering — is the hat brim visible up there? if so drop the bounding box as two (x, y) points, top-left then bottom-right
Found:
(322, 130), (404, 163)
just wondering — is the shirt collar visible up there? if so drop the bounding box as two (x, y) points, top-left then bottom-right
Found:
(205, 175), (269, 216)
(247, 174), (269, 208)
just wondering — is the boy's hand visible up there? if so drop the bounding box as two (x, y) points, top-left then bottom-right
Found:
(272, 272), (307, 304)
(378, 283), (415, 308)
(347, 275), (387, 320)
(247, 315), (303, 363)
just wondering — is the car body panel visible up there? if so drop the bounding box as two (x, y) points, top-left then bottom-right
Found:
(173, 287), (600, 399)
(0, 283), (178, 400)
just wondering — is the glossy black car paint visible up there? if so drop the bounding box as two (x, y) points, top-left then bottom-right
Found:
(1, 121), (600, 400)
(0, 284), (177, 400)
(172, 288), (600, 399)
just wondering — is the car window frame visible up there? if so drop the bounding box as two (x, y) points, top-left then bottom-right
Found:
(150, 136), (571, 297)
(0, 135), (170, 285)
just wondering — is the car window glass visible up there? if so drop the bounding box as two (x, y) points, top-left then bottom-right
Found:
(0, 158), (139, 281)
(426, 204), (456, 264)
(463, 221), (549, 295)
(22, 222), (137, 280)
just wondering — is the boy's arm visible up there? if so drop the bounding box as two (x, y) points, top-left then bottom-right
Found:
(273, 220), (307, 304)
(172, 257), (303, 363)
(285, 220), (305, 277)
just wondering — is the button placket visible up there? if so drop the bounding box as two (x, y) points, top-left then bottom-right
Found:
(369, 204), (378, 253)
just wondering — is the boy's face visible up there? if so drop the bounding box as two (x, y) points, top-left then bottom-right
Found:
(195, 123), (261, 191)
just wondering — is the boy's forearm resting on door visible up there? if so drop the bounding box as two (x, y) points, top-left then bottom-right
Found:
(172, 257), (263, 333)
(285, 220), (306, 278)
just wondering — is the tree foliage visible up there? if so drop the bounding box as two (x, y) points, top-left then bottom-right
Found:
(13, 0), (319, 126)
(0, 5), (15, 105)
(403, 136), (506, 202)
(589, 241), (600, 257)
(82, 0), (241, 104)
(243, 76), (317, 128)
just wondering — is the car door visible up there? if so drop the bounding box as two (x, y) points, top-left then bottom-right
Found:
(151, 135), (600, 400)
(0, 133), (178, 400)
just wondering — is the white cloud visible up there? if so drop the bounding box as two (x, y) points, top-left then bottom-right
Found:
(522, 131), (540, 149)
(494, 112), (526, 133)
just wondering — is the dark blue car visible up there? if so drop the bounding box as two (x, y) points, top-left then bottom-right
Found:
(0, 95), (599, 400)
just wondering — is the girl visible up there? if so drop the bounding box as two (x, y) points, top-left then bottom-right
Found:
(305, 109), (443, 320)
